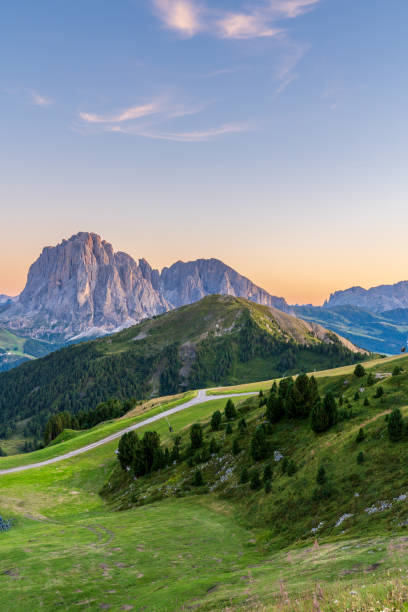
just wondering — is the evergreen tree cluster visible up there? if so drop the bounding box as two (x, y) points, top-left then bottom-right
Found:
(117, 430), (172, 477)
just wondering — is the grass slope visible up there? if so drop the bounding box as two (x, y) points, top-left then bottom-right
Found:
(2, 357), (408, 608)
(0, 295), (368, 452)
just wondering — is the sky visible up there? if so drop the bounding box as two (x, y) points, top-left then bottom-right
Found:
(1, 0), (408, 305)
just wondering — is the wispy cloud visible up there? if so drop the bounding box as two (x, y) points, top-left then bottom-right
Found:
(152, 0), (203, 37)
(268, 0), (321, 19)
(151, 0), (321, 39)
(77, 96), (245, 142)
(79, 100), (162, 124)
(29, 90), (53, 107)
(217, 13), (280, 39)
(110, 122), (249, 142)
(276, 73), (298, 94)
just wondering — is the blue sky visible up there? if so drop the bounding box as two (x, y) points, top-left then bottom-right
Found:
(1, 0), (408, 303)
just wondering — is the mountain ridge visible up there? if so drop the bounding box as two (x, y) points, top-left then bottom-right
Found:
(0, 232), (289, 341)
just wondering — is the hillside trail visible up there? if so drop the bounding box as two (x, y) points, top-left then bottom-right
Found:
(0, 389), (256, 476)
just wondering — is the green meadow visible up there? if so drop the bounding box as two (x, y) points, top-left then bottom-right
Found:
(2, 356), (408, 609)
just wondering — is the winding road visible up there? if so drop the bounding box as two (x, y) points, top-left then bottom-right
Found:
(0, 389), (256, 476)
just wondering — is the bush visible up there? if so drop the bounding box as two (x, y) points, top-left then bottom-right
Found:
(354, 392), (360, 401)
(316, 466), (326, 485)
(190, 423), (203, 449)
(240, 467), (249, 484)
(357, 451), (364, 464)
(192, 468), (204, 486)
(388, 408), (404, 442)
(225, 399), (237, 420)
(364, 398), (370, 407)
(250, 470), (262, 490)
(226, 423), (233, 435)
(210, 410), (222, 431)
(354, 364), (366, 378)
(356, 428), (365, 443)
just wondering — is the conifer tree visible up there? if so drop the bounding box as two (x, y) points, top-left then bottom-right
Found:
(190, 423), (203, 449)
(250, 425), (268, 461)
(193, 468), (204, 486)
(354, 364), (366, 378)
(118, 431), (138, 470)
(210, 410), (222, 431)
(240, 467), (249, 484)
(232, 437), (240, 455)
(225, 399), (237, 420)
(356, 428), (365, 443)
(250, 470), (262, 490)
(316, 466), (326, 485)
(388, 408), (404, 442)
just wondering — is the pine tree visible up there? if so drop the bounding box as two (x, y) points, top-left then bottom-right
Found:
(357, 451), (364, 464)
(311, 399), (330, 433)
(225, 399), (237, 420)
(367, 373), (375, 386)
(388, 408), (404, 442)
(250, 425), (268, 461)
(240, 467), (249, 484)
(323, 392), (338, 427)
(117, 431), (138, 470)
(354, 392), (360, 401)
(316, 466), (326, 485)
(356, 428), (365, 443)
(374, 386), (384, 399)
(266, 391), (285, 423)
(354, 364), (366, 378)
(263, 464), (272, 482)
(287, 460), (296, 476)
(264, 480), (272, 494)
(226, 423), (233, 435)
(210, 410), (222, 431)
(190, 423), (203, 449)
(238, 417), (247, 433)
(232, 437), (240, 455)
(193, 468), (204, 486)
(250, 470), (262, 490)
(364, 398), (370, 406)
(209, 437), (219, 454)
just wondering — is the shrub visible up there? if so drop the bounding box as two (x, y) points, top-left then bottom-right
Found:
(240, 467), (249, 484)
(357, 451), (364, 464)
(226, 423), (233, 435)
(232, 437), (240, 455)
(354, 392), (360, 401)
(192, 468), (204, 486)
(364, 398), (370, 406)
(210, 410), (222, 431)
(190, 423), (203, 449)
(393, 366), (403, 376)
(316, 466), (326, 485)
(388, 408), (404, 442)
(250, 470), (262, 490)
(354, 364), (366, 378)
(225, 399), (237, 420)
(356, 428), (365, 443)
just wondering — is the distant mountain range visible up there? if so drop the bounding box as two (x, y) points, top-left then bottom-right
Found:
(1, 231), (408, 358)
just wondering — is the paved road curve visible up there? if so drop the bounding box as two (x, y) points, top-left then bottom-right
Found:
(0, 389), (256, 475)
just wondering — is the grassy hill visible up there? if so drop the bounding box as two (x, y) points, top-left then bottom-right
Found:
(2, 354), (408, 609)
(0, 295), (368, 454)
